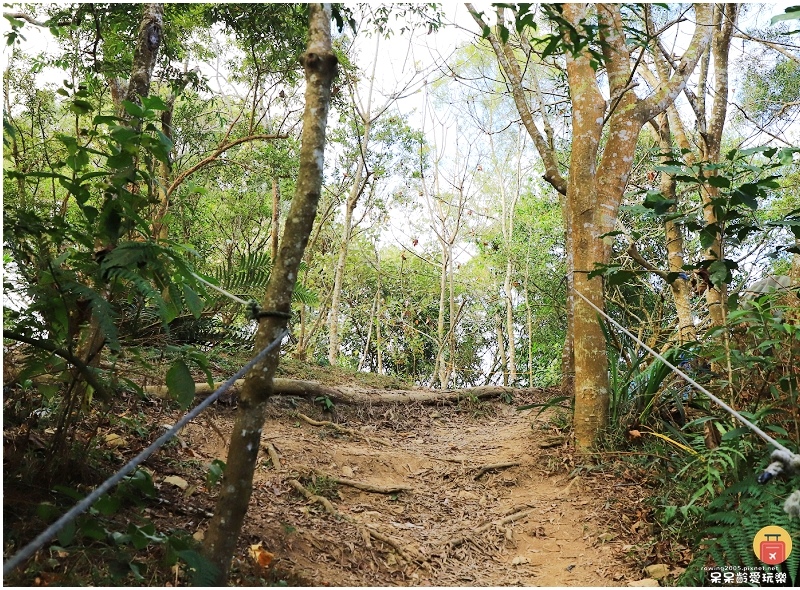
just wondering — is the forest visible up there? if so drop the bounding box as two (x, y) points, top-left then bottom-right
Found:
(2, 2), (800, 587)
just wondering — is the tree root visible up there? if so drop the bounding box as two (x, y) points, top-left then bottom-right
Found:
(287, 478), (422, 565)
(262, 441), (282, 469)
(295, 413), (390, 446)
(445, 506), (536, 550)
(473, 461), (520, 480)
(314, 471), (413, 494)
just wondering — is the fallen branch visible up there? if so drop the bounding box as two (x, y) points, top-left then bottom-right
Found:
(538, 435), (567, 449)
(143, 377), (534, 406)
(446, 506), (536, 550)
(473, 461), (520, 480)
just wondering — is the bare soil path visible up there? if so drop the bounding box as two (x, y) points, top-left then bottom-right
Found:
(178, 390), (642, 586)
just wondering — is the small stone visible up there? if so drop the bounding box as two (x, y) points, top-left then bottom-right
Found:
(193, 529), (205, 541)
(342, 466), (354, 478)
(511, 556), (530, 565)
(644, 564), (670, 580)
(628, 579), (660, 587)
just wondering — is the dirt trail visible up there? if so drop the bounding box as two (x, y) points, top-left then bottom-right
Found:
(182, 393), (639, 586)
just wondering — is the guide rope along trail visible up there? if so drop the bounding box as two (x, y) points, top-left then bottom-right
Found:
(572, 288), (799, 514)
(2, 329), (289, 577)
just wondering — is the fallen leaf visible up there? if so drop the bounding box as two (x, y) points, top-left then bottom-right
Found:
(598, 532), (617, 542)
(342, 466), (354, 478)
(249, 543), (274, 568)
(104, 433), (125, 448)
(193, 529), (205, 542)
(164, 475), (188, 490)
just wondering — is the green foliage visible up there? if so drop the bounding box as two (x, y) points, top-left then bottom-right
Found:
(681, 477), (800, 586)
(34, 469), (215, 585)
(315, 395), (335, 412)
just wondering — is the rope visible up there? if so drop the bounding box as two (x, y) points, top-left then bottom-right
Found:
(2, 328), (288, 577)
(572, 288), (794, 456)
(190, 272), (250, 306)
(189, 272), (292, 321)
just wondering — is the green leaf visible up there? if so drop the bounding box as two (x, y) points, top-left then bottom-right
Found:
(78, 516), (107, 540)
(642, 190), (676, 214)
(94, 493), (121, 516)
(69, 99), (93, 115)
(771, 6), (800, 24)
(167, 359), (195, 410)
(207, 459), (226, 487)
(706, 176), (730, 189)
(183, 285), (204, 319)
(141, 95), (169, 110)
(708, 259), (736, 287)
(57, 519), (76, 547)
(121, 100), (145, 119)
(178, 549), (220, 586)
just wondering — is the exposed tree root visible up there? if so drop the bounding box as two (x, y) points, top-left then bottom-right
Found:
(287, 478), (422, 565)
(314, 472), (413, 494)
(445, 506), (537, 550)
(473, 461), (520, 480)
(262, 441), (282, 469)
(143, 378), (532, 406)
(295, 413), (390, 446)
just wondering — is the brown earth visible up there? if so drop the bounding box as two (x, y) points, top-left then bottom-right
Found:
(165, 390), (651, 587)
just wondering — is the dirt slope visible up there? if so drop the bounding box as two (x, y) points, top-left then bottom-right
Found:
(178, 391), (642, 586)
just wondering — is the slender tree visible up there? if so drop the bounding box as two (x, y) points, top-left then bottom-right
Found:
(202, 4), (337, 582)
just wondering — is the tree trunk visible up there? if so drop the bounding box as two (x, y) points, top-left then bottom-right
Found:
(327, 36), (380, 366)
(271, 175), (280, 261)
(125, 4), (163, 109)
(201, 5), (337, 582)
(656, 114), (696, 342)
(700, 4), (738, 328)
(563, 3), (608, 447)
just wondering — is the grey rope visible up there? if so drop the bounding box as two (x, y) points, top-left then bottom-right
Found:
(2, 329), (288, 577)
(573, 288), (795, 456)
(190, 271), (250, 306)
(190, 272), (292, 320)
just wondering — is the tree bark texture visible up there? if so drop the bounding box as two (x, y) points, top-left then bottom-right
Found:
(125, 4), (163, 107)
(564, 3), (712, 449)
(700, 4), (738, 328)
(201, 4), (337, 582)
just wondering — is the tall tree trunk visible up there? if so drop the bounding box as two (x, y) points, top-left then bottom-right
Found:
(327, 36), (380, 365)
(657, 114), (696, 342)
(71, 2), (165, 419)
(700, 4), (738, 328)
(435, 246), (449, 388)
(202, 5), (337, 582)
(271, 176), (281, 261)
(563, 3), (608, 447)
(496, 315), (507, 386)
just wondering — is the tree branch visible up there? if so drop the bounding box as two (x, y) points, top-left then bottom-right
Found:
(167, 133), (288, 196)
(3, 330), (112, 401)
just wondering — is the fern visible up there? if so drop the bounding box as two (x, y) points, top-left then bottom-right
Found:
(681, 476), (800, 585)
